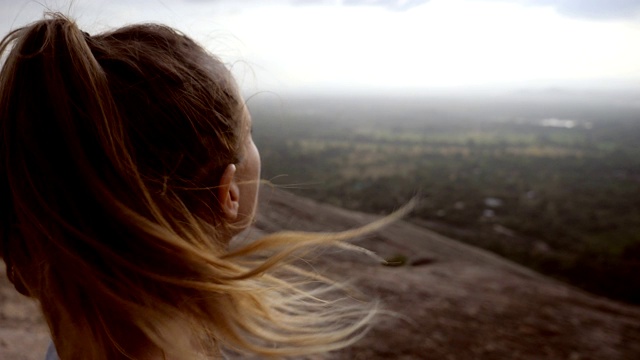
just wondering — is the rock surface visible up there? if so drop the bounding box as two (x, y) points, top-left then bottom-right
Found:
(1, 187), (640, 359)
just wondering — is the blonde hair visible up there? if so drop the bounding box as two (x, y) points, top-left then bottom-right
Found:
(0, 14), (402, 359)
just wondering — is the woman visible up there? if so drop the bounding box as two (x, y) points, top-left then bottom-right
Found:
(0, 14), (385, 360)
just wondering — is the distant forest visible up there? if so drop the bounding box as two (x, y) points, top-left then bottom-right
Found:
(249, 92), (640, 305)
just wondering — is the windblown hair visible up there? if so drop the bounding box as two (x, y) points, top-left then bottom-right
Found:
(0, 14), (398, 360)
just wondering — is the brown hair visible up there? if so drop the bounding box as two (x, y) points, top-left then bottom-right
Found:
(0, 13), (387, 360)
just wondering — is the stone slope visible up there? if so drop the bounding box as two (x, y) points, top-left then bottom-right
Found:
(248, 187), (640, 359)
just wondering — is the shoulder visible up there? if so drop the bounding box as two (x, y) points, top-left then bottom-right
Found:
(45, 342), (58, 360)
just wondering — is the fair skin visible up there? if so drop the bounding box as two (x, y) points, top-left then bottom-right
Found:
(218, 106), (261, 234)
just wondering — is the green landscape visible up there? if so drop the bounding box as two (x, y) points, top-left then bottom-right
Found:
(248, 91), (640, 305)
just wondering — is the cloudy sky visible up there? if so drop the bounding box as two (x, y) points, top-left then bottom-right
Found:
(2, 0), (640, 94)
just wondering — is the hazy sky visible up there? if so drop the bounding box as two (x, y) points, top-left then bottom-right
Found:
(2, 0), (640, 94)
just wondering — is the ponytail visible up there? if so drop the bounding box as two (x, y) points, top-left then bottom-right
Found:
(0, 14), (150, 359)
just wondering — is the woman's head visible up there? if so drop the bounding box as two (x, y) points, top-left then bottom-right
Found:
(17, 16), (254, 213)
(0, 13), (262, 358)
(0, 15), (260, 249)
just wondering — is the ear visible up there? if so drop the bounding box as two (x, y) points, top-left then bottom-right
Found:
(218, 164), (240, 220)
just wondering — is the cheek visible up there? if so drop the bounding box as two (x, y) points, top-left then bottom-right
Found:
(247, 141), (261, 181)
(254, 147), (261, 179)
(248, 146), (260, 202)
(236, 142), (260, 220)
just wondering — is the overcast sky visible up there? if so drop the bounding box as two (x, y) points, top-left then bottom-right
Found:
(2, 0), (640, 95)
